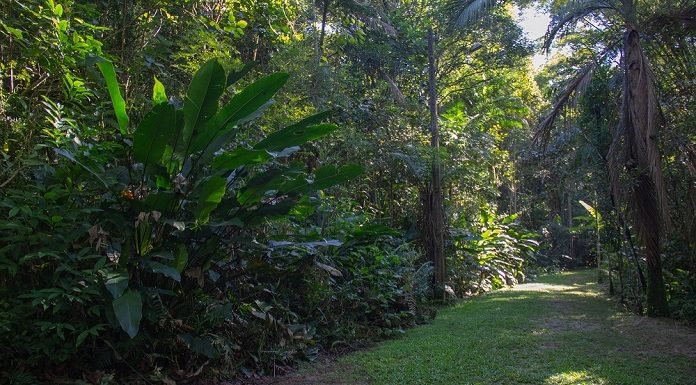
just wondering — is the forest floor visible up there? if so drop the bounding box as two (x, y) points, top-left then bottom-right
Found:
(248, 270), (696, 385)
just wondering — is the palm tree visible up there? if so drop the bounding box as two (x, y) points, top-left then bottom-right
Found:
(536, 0), (695, 316)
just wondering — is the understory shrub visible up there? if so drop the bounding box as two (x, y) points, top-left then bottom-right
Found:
(0, 58), (434, 382)
(448, 207), (539, 296)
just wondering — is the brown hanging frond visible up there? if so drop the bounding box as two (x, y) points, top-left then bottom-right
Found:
(366, 17), (398, 37)
(533, 63), (596, 147)
(533, 42), (619, 148)
(606, 121), (627, 206)
(622, 29), (672, 230)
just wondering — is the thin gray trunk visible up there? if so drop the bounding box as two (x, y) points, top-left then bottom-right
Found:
(318, 0), (330, 58)
(426, 29), (446, 294)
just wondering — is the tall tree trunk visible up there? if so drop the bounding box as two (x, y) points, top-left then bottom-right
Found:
(622, 29), (669, 316)
(318, 0), (330, 58)
(426, 29), (445, 294)
(310, 0), (330, 106)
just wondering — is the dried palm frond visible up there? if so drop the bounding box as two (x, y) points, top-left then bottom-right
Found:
(533, 63), (596, 146)
(380, 70), (407, 106)
(336, 0), (398, 36)
(534, 43), (619, 147)
(366, 17), (398, 37)
(606, 120), (627, 206)
(621, 29), (671, 229)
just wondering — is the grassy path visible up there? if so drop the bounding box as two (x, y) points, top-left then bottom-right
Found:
(258, 270), (696, 385)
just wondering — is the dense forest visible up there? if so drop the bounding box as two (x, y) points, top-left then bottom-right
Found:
(0, 0), (694, 383)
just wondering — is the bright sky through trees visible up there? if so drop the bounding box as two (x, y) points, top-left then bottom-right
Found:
(515, 6), (551, 69)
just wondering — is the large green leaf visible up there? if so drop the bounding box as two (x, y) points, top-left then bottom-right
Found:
(226, 62), (256, 87)
(254, 111), (332, 151)
(181, 59), (226, 154)
(141, 191), (176, 214)
(251, 198), (299, 220)
(54, 148), (109, 187)
(112, 289), (142, 338)
(194, 176), (227, 223)
(179, 333), (219, 359)
(255, 122), (337, 152)
(236, 168), (286, 206)
(190, 73), (289, 154)
(152, 76), (167, 104)
(174, 245), (188, 273)
(104, 273), (129, 299)
(148, 261), (181, 282)
(133, 102), (177, 168)
(212, 148), (272, 172)
(96, 60), (129, 134)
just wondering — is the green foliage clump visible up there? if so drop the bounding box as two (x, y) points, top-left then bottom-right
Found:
(448, 207), (539, 295)
(0, 57), (439, 382)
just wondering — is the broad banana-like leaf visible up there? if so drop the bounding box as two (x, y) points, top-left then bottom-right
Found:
(194, 176), (227, 223)
(148, 261), (181, 282)
(132, 102), (177, 168)
(304, 164), (363, 191)
(226, 62), (256, 87)
(236, 168), (286, 205)
(255, 111), (335, 151)
(212, 148), (272, 172)
(190, 73), (289, 154)
(181, 59), (226, 154)
(179, 333), (220, 359)
(96, 59), (129, 134)
(112, 289), (142, 338)
(104, 273), (129, 299)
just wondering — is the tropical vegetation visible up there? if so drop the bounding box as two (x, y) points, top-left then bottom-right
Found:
(0, 0), (694, 383)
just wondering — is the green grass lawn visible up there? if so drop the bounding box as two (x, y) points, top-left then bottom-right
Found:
(273, 270), (696, 385)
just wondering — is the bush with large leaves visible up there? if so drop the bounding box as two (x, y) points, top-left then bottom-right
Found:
(448, 207), (539, 295)
(1, 58), (362, 378)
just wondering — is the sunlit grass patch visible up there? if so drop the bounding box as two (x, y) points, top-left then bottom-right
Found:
(323, 270), (696, 385)
(545, 370), (608, 385)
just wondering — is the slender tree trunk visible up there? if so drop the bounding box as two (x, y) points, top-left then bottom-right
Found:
(622, 29), (669, 316)
(318, 0), (330, 58)
(609, 191), (646, 290)
(310, 0), (329, 105)
(595, 192), (602, 280)
(426, 29), (445, 294)
(617, 230), (625, 301)
(319, 0), (331, 57)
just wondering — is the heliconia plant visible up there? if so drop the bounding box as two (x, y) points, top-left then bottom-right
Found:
(58, 58), (363, 344)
